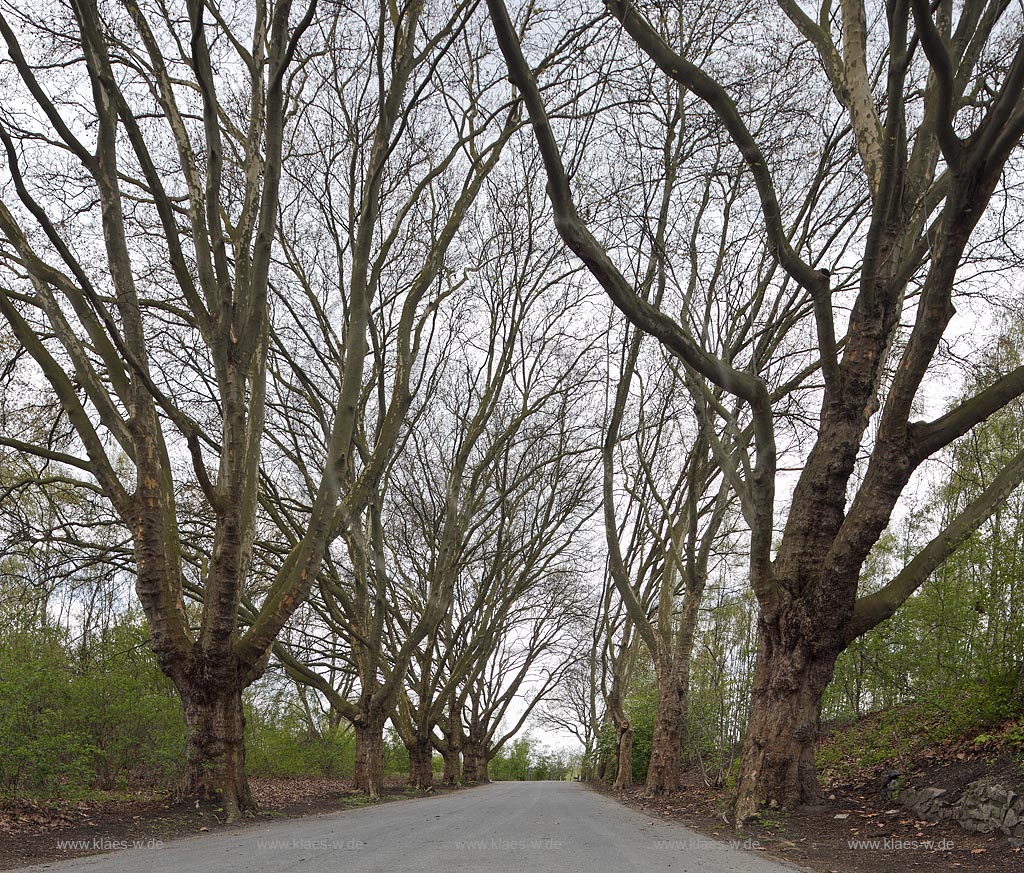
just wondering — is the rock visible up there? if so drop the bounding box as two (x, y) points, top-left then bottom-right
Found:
(880, 771), (902, 802)
(980, 801), (1003, 821)
(919, 787), (947, 801)
(965, 777), (1015, 808)
(895, 776), (1024, 844)
(900, 786), (949, 821)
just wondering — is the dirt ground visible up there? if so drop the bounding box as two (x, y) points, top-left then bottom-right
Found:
(598, 763), (1023, 873)
(0, 776), (461, 870)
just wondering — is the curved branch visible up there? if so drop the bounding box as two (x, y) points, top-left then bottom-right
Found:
(847, 442), (1024, 640)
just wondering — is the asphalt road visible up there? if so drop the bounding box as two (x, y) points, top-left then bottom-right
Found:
(14, 781), (803, 873)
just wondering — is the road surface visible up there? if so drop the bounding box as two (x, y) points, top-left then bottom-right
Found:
(13, 781), (803, 872)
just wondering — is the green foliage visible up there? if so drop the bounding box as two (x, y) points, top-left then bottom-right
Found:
(595, 719), (618, 780)
(0, 627), (92, 796)
(817, 681), (1024, 785)
(821, 327), (1024, 773)
(490, 737), (531, 781)
(0, 619), (184, 798)
(72, 622), (185, 790)
(686, 584), (758, 783)
(528, 747), (574, 781)
(383, 730), (409, 776)
(1004, 719), (1024, 755)
(488, 735), (575, 781)
(245, 688), (355, 778)
(623, 657), (657, 784)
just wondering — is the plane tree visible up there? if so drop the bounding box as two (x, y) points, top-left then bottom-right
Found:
(487, 0), (1024, 820)
(0, 0), (344, 818)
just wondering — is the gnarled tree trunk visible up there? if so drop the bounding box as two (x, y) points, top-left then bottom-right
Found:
(644, 665), (686, 795)
(353, 711), (385, 799)
(442, 748), (460, 785)
(475, 745), (490, 783)
(461, 741), (481, 783)
(612, 721), (633, 790)
(733, 608), (839, 822)
(407, 735), (434, 789)
(179, 681), (254, 820)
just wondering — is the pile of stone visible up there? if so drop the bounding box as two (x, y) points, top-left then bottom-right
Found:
(956, 777), (1024, 843)
(899, 785), (952, 820)
(891, 774), (1024, 846)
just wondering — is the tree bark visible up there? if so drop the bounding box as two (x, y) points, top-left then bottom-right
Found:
(732, 610), (839, 823)
(612, 722), (633, 790)
(475, 746), (490, 783)
(440, 745), (460, 786)
(407, 736), (434, 789)
(179, 683), (254, 820)
(353, 711), (385, 799)
(644, 665), (686, 795)
(461, 742), (481, 783)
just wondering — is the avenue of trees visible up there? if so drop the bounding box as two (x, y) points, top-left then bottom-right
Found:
(1, 0), (1023, 827)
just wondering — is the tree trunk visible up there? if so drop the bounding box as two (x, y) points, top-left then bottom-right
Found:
(353, 711), (385, 799)
(580, 742), (595, 781)
(462, 743), (480, 783)
(645, 666), (686, 795)
(442, 746), (460, 785)
(732, 615), (839, 823)
(407, 736), (433, 789)
(179, 684), (254, 821)
(475, 747), (490, 783)
(612, 722), (633, 790)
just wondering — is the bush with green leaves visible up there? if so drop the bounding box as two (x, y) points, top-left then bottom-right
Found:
(0, 619), (184, 797)
(622, 659), (658, 784)
(490, 737), (531, 781)
(244, 687), (355, 779)
(0, 627), (91, 796)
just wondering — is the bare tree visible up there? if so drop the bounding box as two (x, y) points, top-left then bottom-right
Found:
(597, 587), (640, 789)
(537, 599), (607, 782)
(0, 0), (359, 817)
(487, 0), (1024, 820)
(457, 569), (588, 782)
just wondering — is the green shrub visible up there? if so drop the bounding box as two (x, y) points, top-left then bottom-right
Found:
(490, 737), (530, 780)
(0, 620), (184, 797)
(0, 628), (91, 795)
(623, 662), (658, 784)
(69, 622), (185, 790)
(245, 697), (355, 778)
